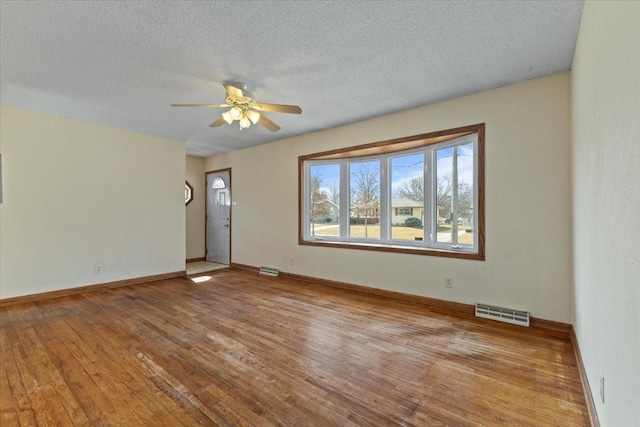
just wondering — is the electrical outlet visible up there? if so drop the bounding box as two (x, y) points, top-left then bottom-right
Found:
(290, 257), (295, 265)
(445, 278), (453, 288)
(599, 374), (605, 404)
(94, 263), (104, 275)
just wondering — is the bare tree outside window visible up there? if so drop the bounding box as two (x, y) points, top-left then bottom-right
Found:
(436, 143), (474, 244)
(350, 161), (380, 238)
(437, 174), (452, 211)
(456, 182), (473, 222)
(397, 174), (472, 218)
(309, 170), (330, 235)
(397, 176), (424, 202)
(433, 174), (472, 223)
(326, 181), (340, 205)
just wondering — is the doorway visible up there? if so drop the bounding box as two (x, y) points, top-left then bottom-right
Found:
(206, 169), (231, 265)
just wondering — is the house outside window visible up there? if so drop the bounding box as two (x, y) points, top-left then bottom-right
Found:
(299, 124), (484, 260)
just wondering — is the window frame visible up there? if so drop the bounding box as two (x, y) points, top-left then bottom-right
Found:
(298, 123), (485, 260)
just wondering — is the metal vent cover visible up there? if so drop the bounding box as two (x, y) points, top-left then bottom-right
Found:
(259, 266), (280, 277)
(475, 303), (530, 327)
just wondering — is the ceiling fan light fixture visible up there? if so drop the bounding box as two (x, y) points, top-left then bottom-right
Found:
(246, 110), (261, 124)
(239, 116), (251, 129)
(230, 106), (243, 120)
(222, 111), (233, 124)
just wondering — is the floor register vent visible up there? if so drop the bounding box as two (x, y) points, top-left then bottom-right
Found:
(475, 303), (530, 327)
(259, 266), (280, 277)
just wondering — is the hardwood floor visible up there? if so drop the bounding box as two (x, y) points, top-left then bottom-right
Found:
(1, 270), (589, 426)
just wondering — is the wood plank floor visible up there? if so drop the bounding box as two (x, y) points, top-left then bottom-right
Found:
(1, 270), (589, 426)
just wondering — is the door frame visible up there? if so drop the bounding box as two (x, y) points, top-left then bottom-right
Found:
(205, 168), (232, 265)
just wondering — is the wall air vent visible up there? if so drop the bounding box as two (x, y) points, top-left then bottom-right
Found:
(259, 266), (280, 277)
(475, 303), (530, 327)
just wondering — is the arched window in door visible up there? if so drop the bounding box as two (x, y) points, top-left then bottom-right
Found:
(211, 177), (226, 189)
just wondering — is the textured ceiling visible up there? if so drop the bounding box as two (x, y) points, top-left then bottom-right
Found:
(0, 1), (584, 157)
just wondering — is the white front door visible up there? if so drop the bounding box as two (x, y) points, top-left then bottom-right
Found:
(206, 171), (230, 264)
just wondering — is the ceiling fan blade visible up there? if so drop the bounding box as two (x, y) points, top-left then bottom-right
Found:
(253, 103), (302, 114)
(257, 115), (281, 132)
(170, 103), (230, 108)
(223, 84), (244, 101)
(209, 116), (226, 128)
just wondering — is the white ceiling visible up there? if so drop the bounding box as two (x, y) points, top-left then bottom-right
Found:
(0, 1), (584, 157)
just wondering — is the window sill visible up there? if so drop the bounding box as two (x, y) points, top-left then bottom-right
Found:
(299, 239), (484, 260)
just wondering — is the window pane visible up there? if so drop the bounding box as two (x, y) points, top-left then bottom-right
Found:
(391, 153), (424, 241)
(309, 164), (341, 237)
(349, 160), (380, 239)
(435, 142), (475, 246)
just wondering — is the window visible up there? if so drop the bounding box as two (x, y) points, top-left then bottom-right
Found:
(299, 124), (484, 260)
(308, 163), (340, 237)
(211, 176), (226, 189)
(185, 181), (194, 206)
(349, 159), (380, 239)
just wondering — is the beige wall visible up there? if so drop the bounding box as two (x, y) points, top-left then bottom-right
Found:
(206, 72), (573, 323)
(572, 2), (640, 425)
(186, 156), (205, 260)
(0, 105), (185, 299)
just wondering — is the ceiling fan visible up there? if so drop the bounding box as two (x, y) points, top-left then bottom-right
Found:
(171, 82), (302, 132)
